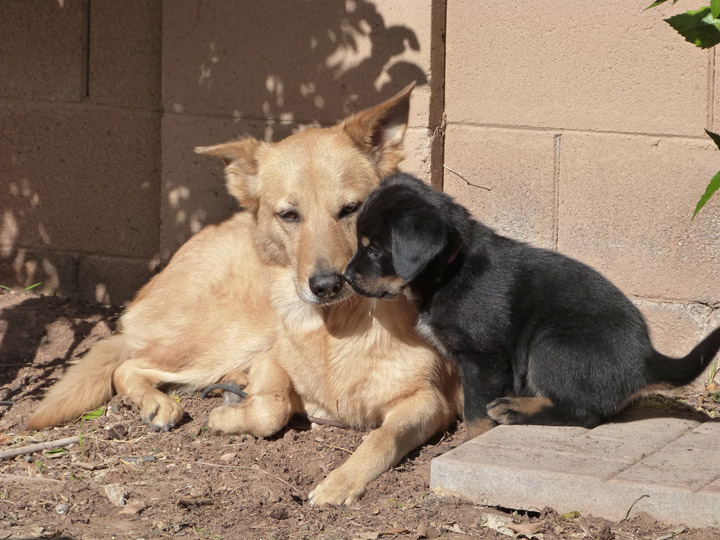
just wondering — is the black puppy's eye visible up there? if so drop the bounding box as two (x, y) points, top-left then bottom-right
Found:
(278, 210), (300, 222)
(339, 202), (360, 219)
(367, 246), (381, 260)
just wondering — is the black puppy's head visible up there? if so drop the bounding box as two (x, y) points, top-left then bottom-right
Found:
(344, 173), (452, 299)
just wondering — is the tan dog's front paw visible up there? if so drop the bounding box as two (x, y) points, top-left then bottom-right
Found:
(307, 469), (365, 506)
(140, 394), (184, 432)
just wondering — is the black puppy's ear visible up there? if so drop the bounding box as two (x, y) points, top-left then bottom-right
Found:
(391, 216), (446, 281)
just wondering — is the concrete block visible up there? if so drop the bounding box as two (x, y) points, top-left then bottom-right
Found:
(585, 413), (700, 447)
(400, 128), (433, 182)
(443, 126), (557, 248)
(78, 254), (157, 304)
(0, 0), (87, 102)
(558, 133), (720, 304)
(614, 424), (720, 491)
(444, 430), (631, 481)
(0, 102), (161, 258)
(445, 1), (708, 136)
(0, 248), (78, 297)
(89, 0), (161, 110)
(431, 417), (720, 526)
(162, 0), (432, 127)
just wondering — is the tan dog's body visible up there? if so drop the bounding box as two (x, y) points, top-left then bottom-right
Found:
(27, 86), (462, 505)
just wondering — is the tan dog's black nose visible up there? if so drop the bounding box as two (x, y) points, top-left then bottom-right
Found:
(309, 272), (344, 299)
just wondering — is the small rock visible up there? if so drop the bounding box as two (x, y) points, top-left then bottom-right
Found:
(104, 483), (127, 506)
(106, 423), (127, 440)
(265, 490), (281, 503)
(269, 505), (289, 520)
(55, 503), (69, 515)
(219, 452), (236, 462)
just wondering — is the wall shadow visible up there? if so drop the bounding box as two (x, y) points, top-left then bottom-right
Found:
(0, 293), (121, 413)
(162, 0), (429, 256)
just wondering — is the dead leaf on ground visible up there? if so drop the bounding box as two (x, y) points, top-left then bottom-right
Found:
(353, 532), (379, 540)
(103, 483), (127, 506)
(481, 513), (515, 537)
(431, 486), (466, 500)
(177, 496), (213, 508)
(440, 522), (465, 534)
(416, 523), (440, 538)
(654, 527), (687, 540)
(507, 520), (545, 538)
(376, 528), (411, 537)
(118, 501), (146, 515)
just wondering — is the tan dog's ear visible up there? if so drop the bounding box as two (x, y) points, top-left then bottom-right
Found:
(195, 138), (263, 208)
(342, 82), (414, 176)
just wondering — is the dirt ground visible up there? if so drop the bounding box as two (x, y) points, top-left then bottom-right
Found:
(1, 290), (720, 540)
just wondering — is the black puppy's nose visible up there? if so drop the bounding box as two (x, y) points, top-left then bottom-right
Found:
(309, 272), (344, 299)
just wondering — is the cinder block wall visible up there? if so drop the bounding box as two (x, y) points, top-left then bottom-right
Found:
(159, 0), (444, 260)
(0, 0), (162, 303)
(1, 1), (718, 365)
(444, 1), (720, 360)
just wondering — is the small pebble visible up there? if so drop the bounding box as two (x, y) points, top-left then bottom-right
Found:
(55, 503), (68, 515)
(106, 424), (127, 440)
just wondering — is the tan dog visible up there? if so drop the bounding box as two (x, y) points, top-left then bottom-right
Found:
(27, 85), (462, 506)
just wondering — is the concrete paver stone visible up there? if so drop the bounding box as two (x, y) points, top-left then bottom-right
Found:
(431, 410), (720, 527)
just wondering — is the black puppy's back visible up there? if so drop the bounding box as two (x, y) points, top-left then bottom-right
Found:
(353, 173), (720, 431)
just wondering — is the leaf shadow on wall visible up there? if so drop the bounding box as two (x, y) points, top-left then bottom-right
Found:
(163, 0), (429, 259)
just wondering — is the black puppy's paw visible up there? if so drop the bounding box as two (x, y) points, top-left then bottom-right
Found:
(487, 396), (554, 425)
(486, 397), (523, 424)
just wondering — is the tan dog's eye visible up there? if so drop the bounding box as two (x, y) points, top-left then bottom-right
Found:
(278, 210), (300, 222)
(339, 202), (360, 219)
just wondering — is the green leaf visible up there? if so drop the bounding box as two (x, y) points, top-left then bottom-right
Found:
(23, 282), (42, 291)
(645, 0), (680, 9)
(692, 170), (720, 219)
(665, 7), (720, 49)
(713, 0), (720, 18)
(705, 128), (720, 149)
(45, 448), (67, 455)
(80, 406), (105, 421)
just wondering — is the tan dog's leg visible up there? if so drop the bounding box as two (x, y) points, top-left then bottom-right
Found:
(112, 359), (185, 431)
(219, 370), (250, 388)
(308, 390), (449, 506)
(208, 356), (299, 438)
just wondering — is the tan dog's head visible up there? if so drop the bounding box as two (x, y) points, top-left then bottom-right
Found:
(196, 84), (413, 305)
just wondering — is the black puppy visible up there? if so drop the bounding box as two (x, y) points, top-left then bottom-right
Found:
(344, 173), (720, 439)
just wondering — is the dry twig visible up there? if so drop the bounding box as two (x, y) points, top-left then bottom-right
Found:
(0, 435), (82, 460)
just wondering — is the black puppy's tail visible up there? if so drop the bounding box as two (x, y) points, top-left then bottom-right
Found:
(647, 326), (720, 387)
